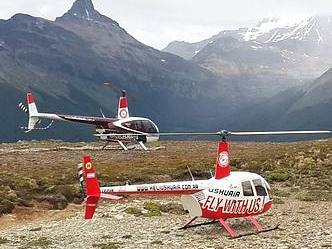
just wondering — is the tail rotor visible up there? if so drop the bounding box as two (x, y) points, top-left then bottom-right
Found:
(18, 102), (28, 114)
(77, 163), (86, 199)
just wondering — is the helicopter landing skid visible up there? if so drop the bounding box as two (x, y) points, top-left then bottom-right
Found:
(179, 217), (279, 239)
(179, 217), (218, 230)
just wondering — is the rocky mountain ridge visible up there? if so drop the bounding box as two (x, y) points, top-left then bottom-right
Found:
(164, 16), (332, 78)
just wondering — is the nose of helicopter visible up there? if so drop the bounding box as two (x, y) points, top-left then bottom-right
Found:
(262, 199), (273, 214)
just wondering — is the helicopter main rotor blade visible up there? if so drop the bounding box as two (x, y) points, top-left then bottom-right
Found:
(229, 130), (331, 136)
(152, 132), (219, 136)
(93, 132), (219, 136)
(155, 130), (331, 136)
(94, 130), (331, 137)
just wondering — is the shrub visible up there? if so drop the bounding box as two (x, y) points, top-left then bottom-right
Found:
(0, 199), (15, 214)
(124, 207), (142, 216)
(151, 240), (163, 245)
(271, 188), (291, 197)
(17, 198), (34, 207)
(13, 178), (38, 191)
(269, 172), (290, 182)
(0, 237), (9, 244)
(302, 157), (316, 169)
(36, 195), (68, 210)
(273, 198), (285, 204)
(0, 186), (18, 203)
(26, 237), (52, 248)
(160, 203), (187, 215)
(143, 201), (161, 216)
(93, 242), (120, 249)
(296, 191), (330, 202)
(48, 185), (81, 202)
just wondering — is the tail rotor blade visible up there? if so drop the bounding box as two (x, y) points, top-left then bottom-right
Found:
(18, 102), (28, 114)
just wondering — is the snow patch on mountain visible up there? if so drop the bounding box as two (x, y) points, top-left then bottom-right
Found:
(243, 17), (298, 41)
(85, 8), (91, 20)
(316, 29), (323, 43)
(241, 16), (328, 44)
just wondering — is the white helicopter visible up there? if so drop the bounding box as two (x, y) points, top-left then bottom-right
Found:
(78, 129), (331, 238)
(19, 90), (159, 150)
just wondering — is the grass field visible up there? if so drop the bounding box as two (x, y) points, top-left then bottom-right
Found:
(0, 139), (331, 215)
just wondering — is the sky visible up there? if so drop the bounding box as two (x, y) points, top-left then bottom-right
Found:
(0, 0), (331, 49)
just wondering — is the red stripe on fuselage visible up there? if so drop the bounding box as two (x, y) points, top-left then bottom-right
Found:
(101, 189), (202, 196)
(58, 115), (116, 126)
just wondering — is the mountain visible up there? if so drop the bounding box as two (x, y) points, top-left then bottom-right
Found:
(163, 28), (247, 60)
(0, 1), (330, 142)
(163, 16), (332, 79)
(290, 68), (332, 111)
(0, 0), (247, 142)
(228, 68), (332, 133)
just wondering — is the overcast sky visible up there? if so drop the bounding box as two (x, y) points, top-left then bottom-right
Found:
(0, 0), (331, 49)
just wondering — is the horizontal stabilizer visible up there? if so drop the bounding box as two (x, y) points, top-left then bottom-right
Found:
(100, 193), (124, 201)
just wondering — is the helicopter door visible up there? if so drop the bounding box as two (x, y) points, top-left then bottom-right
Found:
(252, 179), (269, 198)
(241, 181), (254, 197)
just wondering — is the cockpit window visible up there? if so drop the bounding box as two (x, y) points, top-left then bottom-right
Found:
(123, 120), (157, 133)
(142, 120), (156, 132)
(253, 179), (267, 196)
(242, 181), (254, 196)
(123, 122), (134, 129)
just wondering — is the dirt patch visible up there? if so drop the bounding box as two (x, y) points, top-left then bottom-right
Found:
(0, 203), (80, 230)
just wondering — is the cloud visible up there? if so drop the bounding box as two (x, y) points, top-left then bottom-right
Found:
(0, 0), (331, 49)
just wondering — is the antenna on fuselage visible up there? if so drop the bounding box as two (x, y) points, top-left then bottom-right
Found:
(99, 108), (106, 118)
(187, 166), (195, 181)
(209, 169), (213, 178)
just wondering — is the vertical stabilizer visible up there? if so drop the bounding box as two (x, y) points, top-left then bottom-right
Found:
(83, 155), (100, 219)
(117, 90), (129, 119)
(82, 155), (123, 219)
(214, 141), (231, 179)
(26, 92), (40, 130)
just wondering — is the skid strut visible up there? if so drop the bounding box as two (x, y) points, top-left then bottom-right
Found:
(101, 141), (110, 150)
(117, 140), (128, 151)
(219, 218), (237, 238)
(179, 217), (197, 229)
(138, 141), (148, 151)
(245, 216), (262, 232)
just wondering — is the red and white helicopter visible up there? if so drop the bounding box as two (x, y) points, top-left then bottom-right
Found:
(78, 129), (331, 238)
(19, 91), (159, 150)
